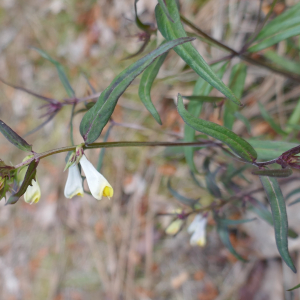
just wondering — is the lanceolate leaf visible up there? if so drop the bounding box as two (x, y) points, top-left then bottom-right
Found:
(32, 47), (75, 98)
(0, 120), (32, 152)
(287, 283), (300, 291)
(157, 0), (174, 23)
(252, 168), (293, 178)
(184, 62), (228, 172)
(250, 198), (298, 239)
(6, 160), (38, 205)
(217, 217), (256, 227)
(254, 2), (300, 41)
(203, 158), (221, 198)
(167, 177), (198, 208)
(178, 94), (257, 162)
(224, 63), (247, 130)
(248, 25), (300, 52)
(216, 219), (248, 262)
(259, 176), (296, 273)
(138, 51), (168, 124)
(247, 140), (298, 160)
(182, 95), (224, 103)
(258, 102), (286, 135)
(155, 0), (240, 105)
(80, 37), (194, 144)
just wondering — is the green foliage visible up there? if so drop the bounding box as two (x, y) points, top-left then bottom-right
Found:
(259, 176), (296, 273)
(0, 120), (32, 152)
(79, 37), (194, 144)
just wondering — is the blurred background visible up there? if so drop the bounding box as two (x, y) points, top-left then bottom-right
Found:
(1, 0), (300, 299)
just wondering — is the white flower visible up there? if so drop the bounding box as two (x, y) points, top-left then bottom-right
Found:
(79, 155), (113, 200)
(64, 164), (84, 198)
(24, 179), (41, 204)
(187, 214), (207, 247)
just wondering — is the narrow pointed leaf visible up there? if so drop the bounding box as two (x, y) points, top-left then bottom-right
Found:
(288, 198), (300, 206)
(264, 51), (300, 75)
(259, 176), (296, 273)
(248, 25), (300, 53)
(32, 47), (75, 97)
(254, 2), (300, 42)
(247, 140), (298, 160)
(167, 177), (198, 208)
(6, 160), (38, 205)
(287, 283), (300, 291)
(184, 62), (228, 172)
(157, 0), (174, 23)
(134, 0), (153, 32)
(216, 222), (248, 262)
(217, 218), (256, 227)
(138, 52), (168, 124)
(234, 112), (251, 134)
(0, 120), (32, 152)
(252, 168), (292, 178)
(182, 95), (224, 102)
(155, 0), (240, 105)
(203, 158), (221, 198)
(178, 94), (257, 162)
(80, 37), (194, 144)
(224, 63), (247, 130)
(286, 188), (300, 200)
(258, 103), (286, 135)
(250, 198), (298, 239)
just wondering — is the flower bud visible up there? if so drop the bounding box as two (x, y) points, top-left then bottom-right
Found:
(24, 178), (41, 204)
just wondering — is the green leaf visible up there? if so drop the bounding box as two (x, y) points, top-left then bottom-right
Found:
(286, 188), (300, 200)
(252, 168), (292, 178)
(287, 283), (300, 291)
(184, 62), (228, 172)
(6, 160), (38, 205)
(32, 47), (75, 97)
(80, 37), (194, 144)
(234, 112), (251, 134)
(286, 98), (300, 133)
(203, 158), (221, 198)
(217, 217), (256, 227)
(178, 94), (257, 162)
(138, 51), (168, 124)
(134, 0), (153, 32)
(247, 140), (298, 160)
(264, 51), (300, 75)
(249, 198), (298, 239)
(0, 120), (32, 152)
(248, 24), (300, 53)
(182, 95), (224, 103)
(155, 0), (240, 105)
(224, 63), (247, 130)
(254, 2), (300, 42)
(258, 102), (286, 135)
(259, 176), (296, 273)
(288, 198), (300, 206)
(216, 219), (248, 262)
(157, 0), (174, 23)
(167, 177), (199, 208)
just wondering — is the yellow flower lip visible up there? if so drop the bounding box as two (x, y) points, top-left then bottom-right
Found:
(103, 186), (113, 198)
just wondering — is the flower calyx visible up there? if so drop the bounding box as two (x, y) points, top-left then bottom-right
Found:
(64, 143), (84, 171)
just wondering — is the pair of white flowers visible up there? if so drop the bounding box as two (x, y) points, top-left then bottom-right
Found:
(165, 212), (207, 247)
(21, 154), (113, 204)
(64, 154), (113, 200)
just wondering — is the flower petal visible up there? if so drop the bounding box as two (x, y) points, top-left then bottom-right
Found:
(24, 179), (41, 204)
(64, 164), (84, 199)
(79, 155), (113, 200)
